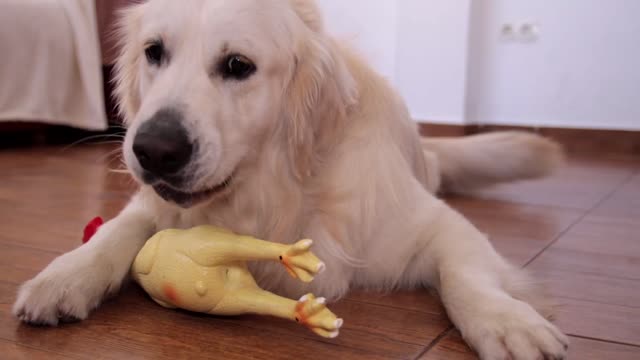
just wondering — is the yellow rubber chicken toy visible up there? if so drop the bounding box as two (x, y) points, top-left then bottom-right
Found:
(131, 226), (344, 338)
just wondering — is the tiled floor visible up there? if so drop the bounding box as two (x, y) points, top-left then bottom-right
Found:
(0, 144), (639, 359)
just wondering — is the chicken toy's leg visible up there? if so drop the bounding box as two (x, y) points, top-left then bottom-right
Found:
(213, 288), (344, 338)
(182, 227), (327, 283)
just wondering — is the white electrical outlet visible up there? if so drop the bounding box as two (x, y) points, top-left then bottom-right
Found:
(500, 22), (539, 43)
(519, 22), (540, 42)
(500, 23), (517, 41)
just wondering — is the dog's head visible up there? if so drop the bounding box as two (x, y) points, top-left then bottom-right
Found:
(115, 0), (357, 208)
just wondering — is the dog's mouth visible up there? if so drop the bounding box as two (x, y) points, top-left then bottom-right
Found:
(152, 175), (233, 208)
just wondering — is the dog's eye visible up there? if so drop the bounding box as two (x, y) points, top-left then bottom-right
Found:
(145, 41), (164, 66)
(221, 55), (256, 80)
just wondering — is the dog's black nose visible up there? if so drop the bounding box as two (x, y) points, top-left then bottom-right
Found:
(133, 109), (193, 177)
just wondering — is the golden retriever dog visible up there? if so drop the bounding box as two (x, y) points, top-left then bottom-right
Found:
(14, 0), (569, 358)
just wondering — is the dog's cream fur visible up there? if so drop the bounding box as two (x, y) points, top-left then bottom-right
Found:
(14, 1), (569, 358)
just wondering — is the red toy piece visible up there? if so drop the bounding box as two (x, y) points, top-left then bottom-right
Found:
(82, 217), (104, 244)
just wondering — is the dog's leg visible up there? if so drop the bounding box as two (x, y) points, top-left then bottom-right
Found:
(410, 199), (569, 360)
(13, 193), (155, 325)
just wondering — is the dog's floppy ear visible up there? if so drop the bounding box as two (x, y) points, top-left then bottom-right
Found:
(284, 12), (359, 179)
(113, 3), (147, 124)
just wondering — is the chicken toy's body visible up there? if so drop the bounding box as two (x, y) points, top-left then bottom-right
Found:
(131, 226), (343, 338)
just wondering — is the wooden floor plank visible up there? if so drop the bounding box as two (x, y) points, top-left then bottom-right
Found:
(449, 198), (584, 266)
(0, 195), (128, 253)
(346, 289), (446, 317)
(566, 337), (640, 360)
(0, 338), (77, 360)
(0, 243), (60, 285)
(534, 217), (640, 278)
(531, 266), (640, 308)
(471, 156), (638, 210)
(1, 282), (421, 360)
(0, 243), (448, 359)
(553, 298), (640, 346)
(591, 172), (640, 219)
(418, 331), (640, 360)
(1, 247), (446, 358)
(416, 331), (474, 360)
(527, 198), (640, 345)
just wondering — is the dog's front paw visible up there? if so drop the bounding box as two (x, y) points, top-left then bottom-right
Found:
(13, 252), (115, 326)
(461, 299), (569, 360)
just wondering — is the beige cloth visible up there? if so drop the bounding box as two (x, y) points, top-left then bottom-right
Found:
(0, 0), (107, 130)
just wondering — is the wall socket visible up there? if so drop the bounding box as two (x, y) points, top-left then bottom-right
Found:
(500, 22), (540, 42)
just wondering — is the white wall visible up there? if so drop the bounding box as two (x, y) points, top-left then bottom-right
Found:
(317, 0), (397, 81)
(317, 0), (471, 125)
(395, 0), (471, 124)
(467, 0), (640, 130)
(318, 1), (640, 130)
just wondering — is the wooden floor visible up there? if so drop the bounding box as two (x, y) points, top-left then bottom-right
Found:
(1, 144), (639, 359)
